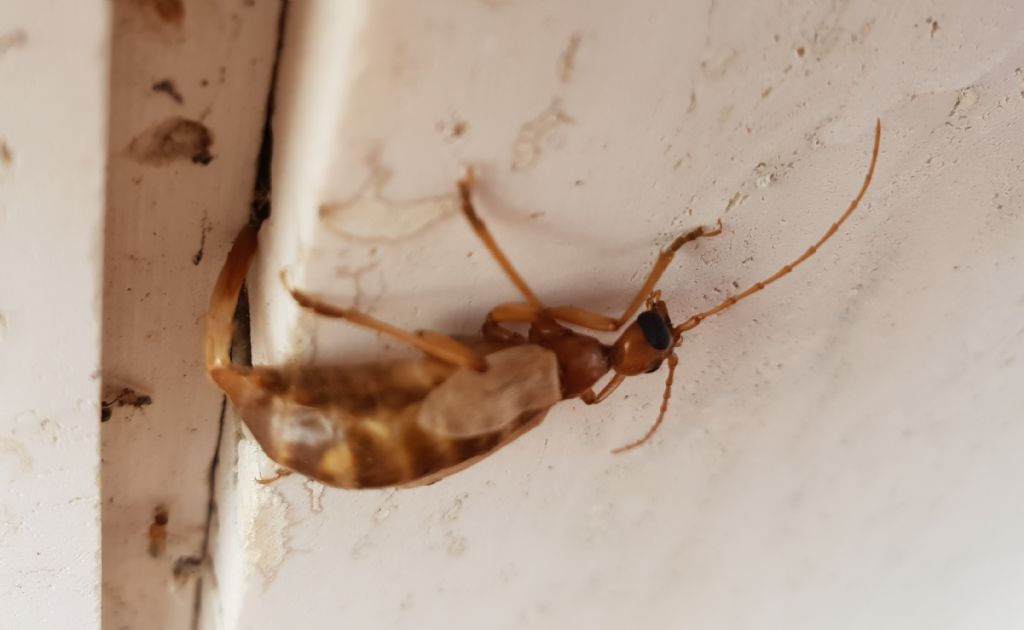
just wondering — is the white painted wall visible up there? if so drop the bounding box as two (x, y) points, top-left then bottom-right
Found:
(209, 0), (1019, 628)
(6, 0), (1023, 628)
(203, 0), (1024, 626)
(0, 2), (109, 628)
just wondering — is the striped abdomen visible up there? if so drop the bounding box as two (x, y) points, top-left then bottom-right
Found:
(211, 347), (561, 488)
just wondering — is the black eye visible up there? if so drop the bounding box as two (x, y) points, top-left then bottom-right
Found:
(637, 311), (671, 351)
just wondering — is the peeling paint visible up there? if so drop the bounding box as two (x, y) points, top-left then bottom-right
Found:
(511, 100), (574, 172)
(349, 532), (373, 560)
(374, 503), (395, 523)
(239, 484), (290, 582)
(723, 191), (747, 213)
(700, 46), (739, 80)
(442, 493), (468, 523)
(38, 418), (61, 444)
(0, 503), (24, 539)
(303, 479), (325, 514)
(446, 535), (467, 557)
(557, 32), (582, 83)
(319, 165), (455, 241)
(949, 86), (980, 118)
(0, 437), (33, 478)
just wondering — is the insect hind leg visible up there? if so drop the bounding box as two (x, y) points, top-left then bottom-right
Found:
(206, 225), (258, 372)
(284, 278), (487, 371)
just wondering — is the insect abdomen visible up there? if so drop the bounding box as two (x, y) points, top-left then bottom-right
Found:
(314, 417), (503, 488)
(267, 406), (544, 489)
(225, 360), (549, 489)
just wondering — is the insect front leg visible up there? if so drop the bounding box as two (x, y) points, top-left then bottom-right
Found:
(543, 221), (723, 332)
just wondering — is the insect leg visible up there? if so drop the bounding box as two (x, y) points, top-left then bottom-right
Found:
(485, 302), (540, 323)
(478, 301), (536, 341)
(482, 319), (525, 343)
(579, 373), (626, 405)
(458, 169), (544, 309)
(206, 225), (258, 372)
(285, 279), (487, 371)
(461, 168), (718, 332)
(675, 119), (881, 334)
(256, 468), (293, 485)
(206, 225), (282, 404)
(541, 222), (723, 332)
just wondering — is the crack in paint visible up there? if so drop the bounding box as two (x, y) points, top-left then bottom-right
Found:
(190, 0), (291, 626)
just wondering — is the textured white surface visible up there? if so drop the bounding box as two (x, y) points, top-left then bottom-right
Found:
(0, 2), (108, 628)
(213, 1), (1024, 628)
(101, 0), (281, 627)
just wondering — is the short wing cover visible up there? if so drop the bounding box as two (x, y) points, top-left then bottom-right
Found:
(417, 345), (562, 437)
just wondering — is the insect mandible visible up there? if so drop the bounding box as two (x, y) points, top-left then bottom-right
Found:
(205, 120), (881, 489)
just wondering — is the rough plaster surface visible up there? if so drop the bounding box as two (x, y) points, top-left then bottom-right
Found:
(213, 1), (1024, 628)
(0, 2), (109, 627)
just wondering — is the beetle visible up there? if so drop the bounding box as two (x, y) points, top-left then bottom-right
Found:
(206, 120), (881, 489)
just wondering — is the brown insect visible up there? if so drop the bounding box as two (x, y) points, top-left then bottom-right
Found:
(147, 504), (169, 558)
(206, 120), (881, 489)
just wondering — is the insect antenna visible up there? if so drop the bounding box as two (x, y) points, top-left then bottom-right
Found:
(675, 119), (881, 335)
(612, 352), (679, 453)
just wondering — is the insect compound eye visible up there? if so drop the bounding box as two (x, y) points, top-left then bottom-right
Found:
(637, 310), (672, 351)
